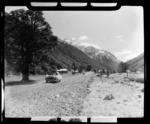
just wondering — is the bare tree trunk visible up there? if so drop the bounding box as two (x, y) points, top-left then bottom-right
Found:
(22, 64), (29, 81)
(22, 73), (29, 81)
(21, 50), (29, 81)
(21, 39), (30, 81)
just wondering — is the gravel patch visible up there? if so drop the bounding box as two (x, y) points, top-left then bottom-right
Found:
(81, 73), (144, 117)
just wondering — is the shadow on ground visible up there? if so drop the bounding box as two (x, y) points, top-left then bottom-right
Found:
(5, 80), (38, 86)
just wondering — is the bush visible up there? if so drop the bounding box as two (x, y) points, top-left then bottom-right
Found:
(51, 65), (57, 73)
(68, 118), (82, 122)
(49, 118), (57, 122)
(34, 66), (45, 74)
(136, 78), (144, 83)
(128, 77), (144, 83)
(86, 64), (92, 71)
(78, 64), (86, 73)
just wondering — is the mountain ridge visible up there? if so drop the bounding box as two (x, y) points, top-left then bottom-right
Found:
(63, 38), (120, 71)
(126, 53), (144, 72)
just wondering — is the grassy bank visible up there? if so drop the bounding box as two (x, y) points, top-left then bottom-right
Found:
(126, 72), (144, 83)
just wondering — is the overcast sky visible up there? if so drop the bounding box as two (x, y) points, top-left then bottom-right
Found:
(5, 6), (144, 62)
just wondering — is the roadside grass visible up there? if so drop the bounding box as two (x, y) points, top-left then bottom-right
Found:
(68, 118), (82, 122)
(4, 73), (80, 82)
(125, 72), (144, 83)
(4, 73), (86, 86)
(5, 74), (45, 82)
(128, 77), (144, 83)
(4, 75), (45, 86)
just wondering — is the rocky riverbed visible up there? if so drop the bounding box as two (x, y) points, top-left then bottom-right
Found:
(81, 73), (144, 117)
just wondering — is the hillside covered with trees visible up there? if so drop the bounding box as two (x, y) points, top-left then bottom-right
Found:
(126, 53), (144, 72)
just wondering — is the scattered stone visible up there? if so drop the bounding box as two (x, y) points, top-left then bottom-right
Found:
(117, 102), (120, 104)
(99, 95), (102, 98)
(138, 95), (142, 98)
(115, 81), (119, 83)
(55, 94), (60, 98)
(141, 88), (144, 93)
(103, 94), (115, 100)
(124, 78), (130, 82)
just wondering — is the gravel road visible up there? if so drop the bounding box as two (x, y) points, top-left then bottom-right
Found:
(5, 72), (94, 117)
(5, 72), (144, 118)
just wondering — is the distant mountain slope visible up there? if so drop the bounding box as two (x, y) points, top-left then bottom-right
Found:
(91, 49), (120, 71)
(46, 40), (106, 69)
(126, 53), (144, 72)
(65, 39), (120, 71)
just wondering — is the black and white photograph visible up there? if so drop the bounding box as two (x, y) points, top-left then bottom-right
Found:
(4, 5), (144, 119)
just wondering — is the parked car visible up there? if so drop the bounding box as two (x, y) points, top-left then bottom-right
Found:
(45, 72), (62, 83)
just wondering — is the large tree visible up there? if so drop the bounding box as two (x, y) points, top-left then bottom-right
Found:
(118, 62), (129, 73)
(5, 9), (58, 81)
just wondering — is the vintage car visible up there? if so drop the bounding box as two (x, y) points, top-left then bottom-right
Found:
(45, 72), (62, 83)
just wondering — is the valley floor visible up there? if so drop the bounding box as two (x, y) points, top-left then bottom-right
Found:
(4, 72), (144, 118)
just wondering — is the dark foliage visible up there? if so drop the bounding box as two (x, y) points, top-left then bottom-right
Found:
(126, 53), (144, 72)
(118, 62), (129, 73)
(86, 64), (92, 71)
(78, 64), (87, 73)
(5, 9), (58, 80)
(68, 118), (82, 122)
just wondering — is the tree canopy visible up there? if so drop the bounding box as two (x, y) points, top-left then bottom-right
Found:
(118, 62), (129, 73)
(5, 9), (58, 80)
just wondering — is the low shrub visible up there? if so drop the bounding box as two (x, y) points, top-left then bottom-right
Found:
(141, 88), (144, 92)
(68, 118), (82, 122)
(128, 77), (144, 83)
(49, 118), (57, 122)
(136, 78), (144, 83)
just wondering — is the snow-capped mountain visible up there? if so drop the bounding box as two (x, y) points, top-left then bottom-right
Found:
(63, 38), (120, 70)
(78, 45), (120, 70)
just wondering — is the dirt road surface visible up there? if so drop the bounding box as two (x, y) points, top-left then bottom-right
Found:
(81, 73), (144, 117)
(5, 72), (144, 117)
(5, 72), (94, 117)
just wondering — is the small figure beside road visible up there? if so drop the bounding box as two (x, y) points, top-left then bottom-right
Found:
(99, 69), (103, 80)
(82, 71), (85, 75)
(106, 70), (110, 77)
(126, 70), (130, 77)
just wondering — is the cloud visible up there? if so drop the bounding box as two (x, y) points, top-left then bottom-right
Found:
(123, 53), (139, 62)
(80, 42), (101, 49)
(77, 36), (101, 49)
(114, 49), (141, 62)
(115, 35), (124, 43)
(114, 49), (132, 56)
(116, 35), (122, 38)
(78, 36), (88, 41)
(71, 37), (76, 41)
